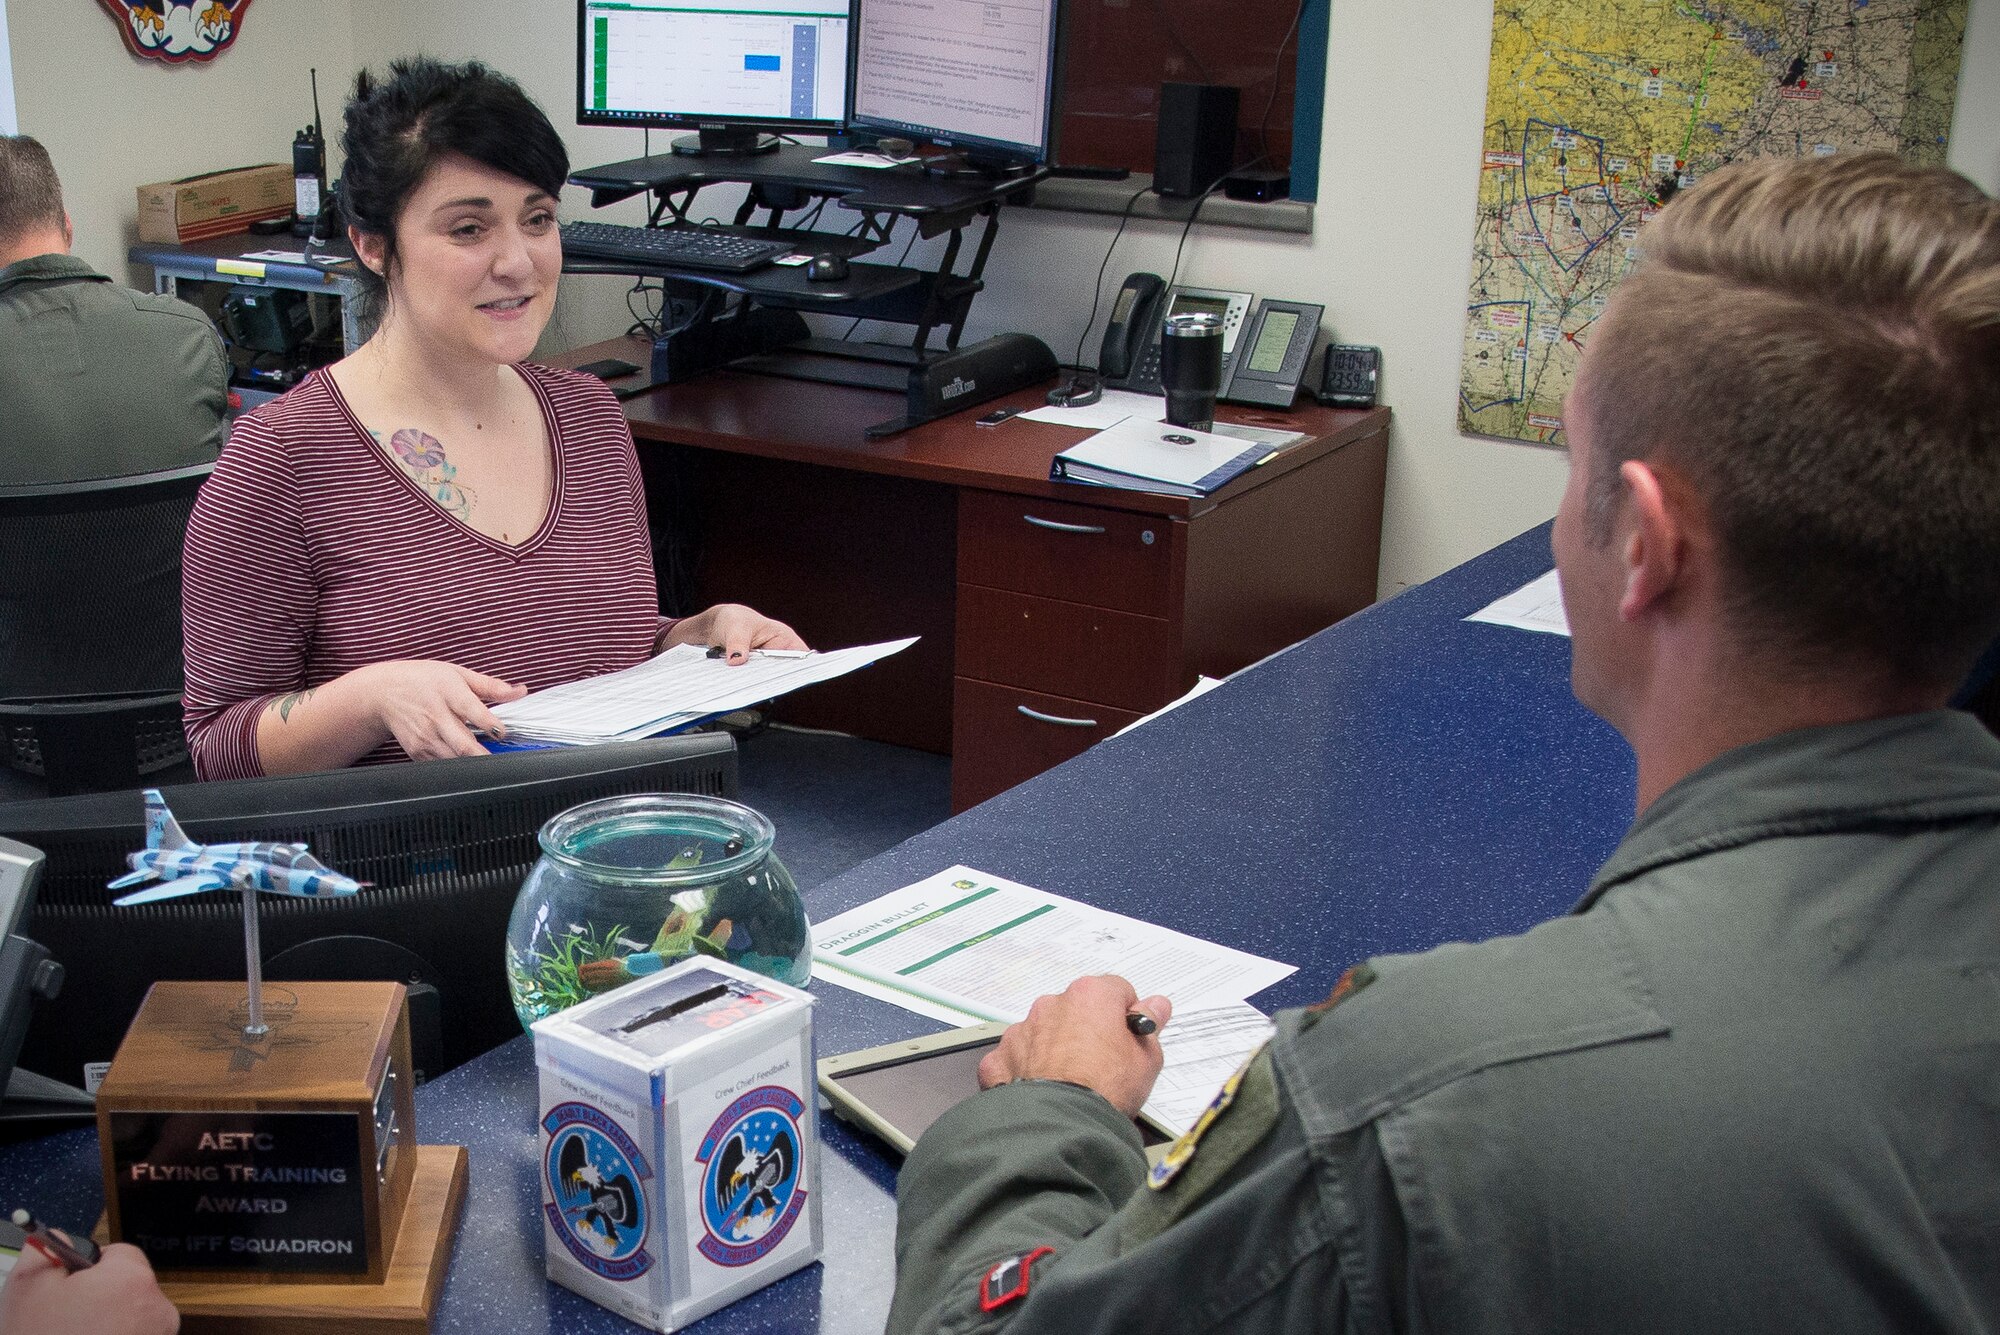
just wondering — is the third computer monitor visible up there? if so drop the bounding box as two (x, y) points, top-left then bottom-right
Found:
(847, 0), (1062, 168)
(578, 0), (851, 143)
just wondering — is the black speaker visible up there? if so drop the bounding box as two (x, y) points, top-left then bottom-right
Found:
(1154, 82), (1240, 199)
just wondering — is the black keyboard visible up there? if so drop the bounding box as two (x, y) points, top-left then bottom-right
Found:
(559, 221), (792, 274)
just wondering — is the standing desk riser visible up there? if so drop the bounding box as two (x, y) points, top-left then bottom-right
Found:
(565, 147), (1048, 358)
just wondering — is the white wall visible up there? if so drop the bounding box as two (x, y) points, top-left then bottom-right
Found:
(15, 1), (1999, 592)
(4, 2), (355, 284)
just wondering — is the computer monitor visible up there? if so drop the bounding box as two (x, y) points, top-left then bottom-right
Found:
(0, 841), (53, 1099)
(577, 0), (852, 155)
(846, 0), (1063, 172)
(0, 734), (737, 1092)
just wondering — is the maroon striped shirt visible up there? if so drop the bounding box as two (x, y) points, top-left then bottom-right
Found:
(182, 363), (667, 780)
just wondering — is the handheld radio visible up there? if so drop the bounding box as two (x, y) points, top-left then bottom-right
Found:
(291, 68), (326, 239)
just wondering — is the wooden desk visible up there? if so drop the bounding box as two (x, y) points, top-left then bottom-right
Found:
(559, 337), (1390, 810)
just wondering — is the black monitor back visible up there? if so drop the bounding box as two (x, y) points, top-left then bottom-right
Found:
(0, 735), (737, 1089)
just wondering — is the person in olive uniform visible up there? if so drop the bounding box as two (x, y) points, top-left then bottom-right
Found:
(889, 153), (2000, 1334)
(0, 133), (226, 703)
(0, 134), (226, 488)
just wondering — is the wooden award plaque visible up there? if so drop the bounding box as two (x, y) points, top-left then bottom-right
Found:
(94, 981), (467, 1333)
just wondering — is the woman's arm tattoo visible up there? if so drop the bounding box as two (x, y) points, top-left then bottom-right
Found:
(274, 688), (317, 723)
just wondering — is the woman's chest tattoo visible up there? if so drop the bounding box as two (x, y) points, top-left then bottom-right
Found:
(378, 427), (477, 519)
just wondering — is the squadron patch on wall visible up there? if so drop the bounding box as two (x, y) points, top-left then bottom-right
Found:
(99, 1), (254, 64)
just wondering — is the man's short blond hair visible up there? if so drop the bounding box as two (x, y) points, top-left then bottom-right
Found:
(0, 134), (65, 247)
(1580, 153), (2000, 687)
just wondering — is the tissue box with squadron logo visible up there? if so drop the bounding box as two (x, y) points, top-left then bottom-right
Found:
(533, 957), (821, 1333)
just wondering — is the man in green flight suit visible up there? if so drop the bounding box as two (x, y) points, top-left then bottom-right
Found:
(889, 153), (2000, 1333)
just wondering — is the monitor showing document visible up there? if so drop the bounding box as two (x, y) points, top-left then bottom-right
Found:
(846, 0), (1062, 166)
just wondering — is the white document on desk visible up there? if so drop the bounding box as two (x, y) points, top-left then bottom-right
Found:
(1146, 1001), (1275, 1135)
(1465, 569), (1571, 637)
(812, 866), (1294, 1023)
(492, 638), (917, 744)
(1017, 389), (1169, 429)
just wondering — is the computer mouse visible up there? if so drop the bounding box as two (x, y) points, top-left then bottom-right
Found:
(806, 255), (851, 283)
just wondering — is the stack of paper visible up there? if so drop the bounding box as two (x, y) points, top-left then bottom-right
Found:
(1052, 417), (1308, 498)
(492, 638), (916, 745)
(812, 866), (1293, 1135)
(1018, 387), (1171, 430)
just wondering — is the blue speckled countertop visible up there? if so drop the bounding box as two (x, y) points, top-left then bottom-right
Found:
(0, 520), (1634, 1333)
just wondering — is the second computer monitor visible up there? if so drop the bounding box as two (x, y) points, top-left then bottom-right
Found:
(578, 0), (851, 153)
(847, 0), (1062, 169)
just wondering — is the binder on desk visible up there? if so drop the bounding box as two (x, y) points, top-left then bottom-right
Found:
(1051, 418), (1307, 498)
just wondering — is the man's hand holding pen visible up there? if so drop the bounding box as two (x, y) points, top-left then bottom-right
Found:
(976, 975), (1174, 1119)
(0, 1213), (178, 1335)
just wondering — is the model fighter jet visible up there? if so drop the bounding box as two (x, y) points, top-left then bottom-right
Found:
(108, 789), (365, 906)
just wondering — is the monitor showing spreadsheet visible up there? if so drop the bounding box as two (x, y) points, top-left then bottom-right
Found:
(578, 0), (851, 142)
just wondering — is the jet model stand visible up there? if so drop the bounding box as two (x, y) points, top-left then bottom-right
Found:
(109, 789), (365, 1039)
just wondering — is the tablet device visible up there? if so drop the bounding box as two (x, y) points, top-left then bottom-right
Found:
(817, 1023), (1176, 1159)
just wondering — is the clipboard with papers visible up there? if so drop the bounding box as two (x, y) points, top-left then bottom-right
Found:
(1051, 417), (1308, 498)
(490, 637), (917, 745)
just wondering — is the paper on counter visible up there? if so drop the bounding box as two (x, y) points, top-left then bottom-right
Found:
(1115, 675), (1225, 736)
(1466, 569), (1570, 637)
(1018, 388), (1169, 429)
(812, 866), (1294, 1024)
(1144, 1001), (1275, 1135)
(493, 638), (917, 744)
(811, 959), (984, 1026)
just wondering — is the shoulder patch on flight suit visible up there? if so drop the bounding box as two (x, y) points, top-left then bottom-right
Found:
(978, 1246), (1054, 1312)
(1147, 1046), (1265, 1191)
(1303, 962), (1377, 1024)
(1114, 1046), (1281, 1250)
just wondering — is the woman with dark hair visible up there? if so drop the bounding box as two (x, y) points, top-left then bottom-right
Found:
(181, 59), (802, 779)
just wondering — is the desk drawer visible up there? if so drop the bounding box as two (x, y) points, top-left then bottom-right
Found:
(951, 679), (1142, 811)
(958, 490), (1174, 617)
(956, 585), (1177, 712)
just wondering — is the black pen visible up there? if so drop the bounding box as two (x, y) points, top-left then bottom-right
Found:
(11, 1208), (101, 1272)
(1125, 1011), (1158, 1037)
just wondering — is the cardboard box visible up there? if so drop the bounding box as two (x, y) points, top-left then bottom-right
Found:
(137, 163), (292, 244)
(533, 958), (822, 1332)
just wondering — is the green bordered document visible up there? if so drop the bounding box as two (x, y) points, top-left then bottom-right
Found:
(812, 866), (1289, 1134)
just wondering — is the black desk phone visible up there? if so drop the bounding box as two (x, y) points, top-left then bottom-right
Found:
(1098, 272), (1324, 409)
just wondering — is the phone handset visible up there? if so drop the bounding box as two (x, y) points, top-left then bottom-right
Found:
(1098, 272), (1167, 383)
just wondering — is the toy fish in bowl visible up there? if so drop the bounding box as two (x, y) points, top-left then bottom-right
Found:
(506, 794), (810, 1030)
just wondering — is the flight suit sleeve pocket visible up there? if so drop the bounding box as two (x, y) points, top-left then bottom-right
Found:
(1276, 912), (1670, 1139)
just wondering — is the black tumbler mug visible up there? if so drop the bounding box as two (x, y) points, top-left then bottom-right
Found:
(1161, 312), (1224, 432)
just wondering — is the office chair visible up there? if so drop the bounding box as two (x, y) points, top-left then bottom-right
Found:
(0, 463), (212, 796)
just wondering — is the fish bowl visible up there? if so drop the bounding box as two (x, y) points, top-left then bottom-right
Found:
(506, 793), (810, 1031)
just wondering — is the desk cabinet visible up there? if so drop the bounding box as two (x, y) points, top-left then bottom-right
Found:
(949, 428), (1387, 809)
